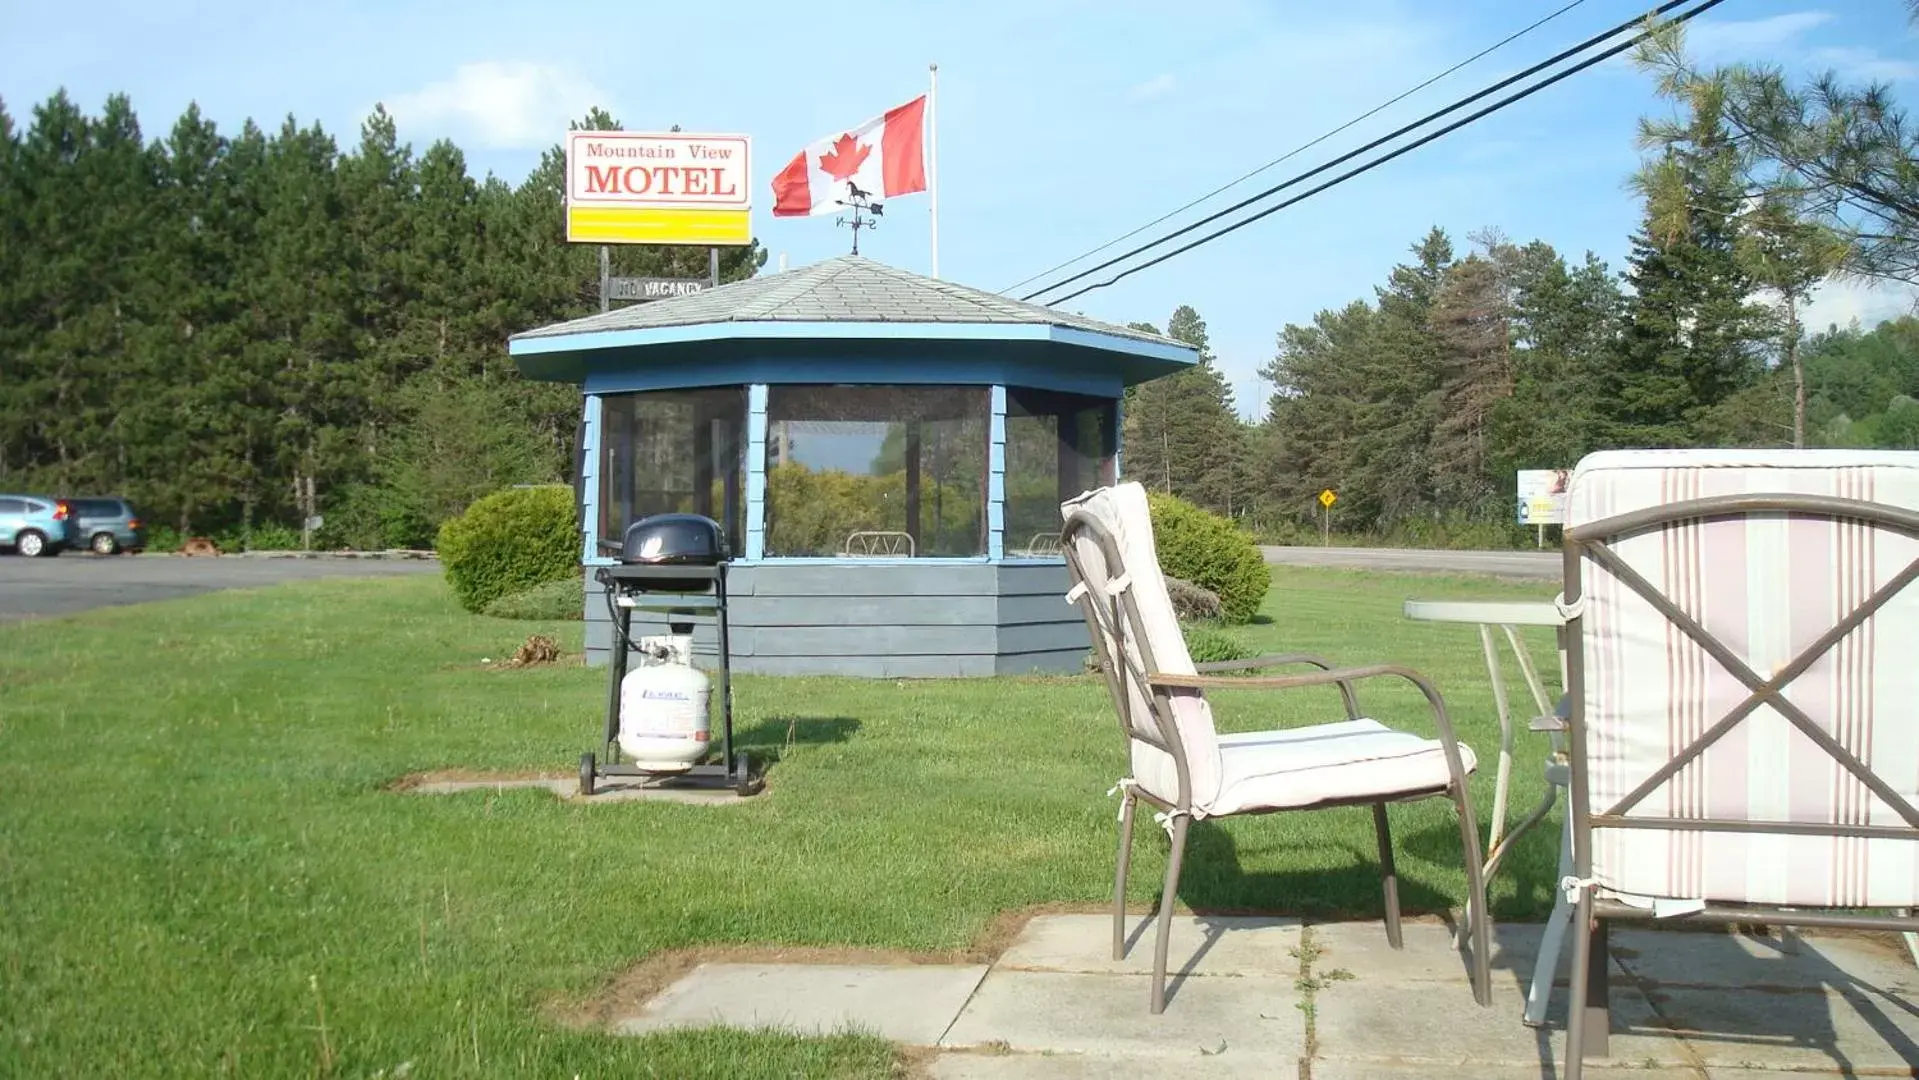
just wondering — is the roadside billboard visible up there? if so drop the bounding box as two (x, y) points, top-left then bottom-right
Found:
(564, 131), (752, 245)
(1516, 469), (1571, 526)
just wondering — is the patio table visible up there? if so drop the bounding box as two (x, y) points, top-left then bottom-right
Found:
(1403, 598), (1570, 1027)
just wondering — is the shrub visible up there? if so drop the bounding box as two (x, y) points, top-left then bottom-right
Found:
(437, 484), (579, 614)
(1182, 622), (1254, 665)
(242, 523), (304, 551)
(482, 577), (585, 621)
(1165, 575), (1222, 621)
(1147, 493), (1269, 623)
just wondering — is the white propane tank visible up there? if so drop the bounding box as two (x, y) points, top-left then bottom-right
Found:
(617, 636), (711, 771)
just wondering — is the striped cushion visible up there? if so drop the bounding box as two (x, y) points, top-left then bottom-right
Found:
(1568, 449), (1919, 908)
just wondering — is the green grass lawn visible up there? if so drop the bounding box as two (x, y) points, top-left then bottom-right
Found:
(0, 566), (1561, 1078)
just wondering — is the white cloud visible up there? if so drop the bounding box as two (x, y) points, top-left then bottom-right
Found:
(1685, 11), (1833, 62)
(1129, 73), (1177, 101)
(383, 61), (612, 150)
(1797, 276), (1919, 335)
(1809, 46), (1919, 83)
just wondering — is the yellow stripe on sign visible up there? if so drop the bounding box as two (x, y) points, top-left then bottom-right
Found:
(566, 206), (753, 246)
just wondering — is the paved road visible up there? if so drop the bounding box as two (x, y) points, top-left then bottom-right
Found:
(1262, 544), (1558, 579)
(0, 553), (440, 622)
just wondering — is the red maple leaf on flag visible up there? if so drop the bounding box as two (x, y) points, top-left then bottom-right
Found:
(817, 133), (871, 182)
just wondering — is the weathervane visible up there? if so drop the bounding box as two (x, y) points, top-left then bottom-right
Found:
(834, 181), (884, 255)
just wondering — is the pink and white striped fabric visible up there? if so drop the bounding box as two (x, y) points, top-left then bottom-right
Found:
(1568, 449), (1919, 908)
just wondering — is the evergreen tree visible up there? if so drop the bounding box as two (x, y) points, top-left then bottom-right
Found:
(1354, 227), (1451, 523)
(1612, 93), (1770, 446)
(1490, 246), (1621, 473)
(1428, 251), (1514, 512)
(1119, 306), (1245, 517)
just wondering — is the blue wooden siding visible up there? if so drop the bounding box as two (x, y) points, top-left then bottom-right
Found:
(583, 561), (1085, 676)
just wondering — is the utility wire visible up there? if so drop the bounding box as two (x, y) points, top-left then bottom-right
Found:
(999, 0), (1591, 296)
(1023, 0), (1704, 304)
(1039, 0), (1726, 306)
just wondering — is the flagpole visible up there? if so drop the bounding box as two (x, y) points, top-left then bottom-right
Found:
(928, 62), (940, 279)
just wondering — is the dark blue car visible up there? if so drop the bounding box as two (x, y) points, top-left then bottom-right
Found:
(63, 497), (147, 554)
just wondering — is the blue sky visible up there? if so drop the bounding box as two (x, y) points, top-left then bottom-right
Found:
(4, 0), (1916, 417)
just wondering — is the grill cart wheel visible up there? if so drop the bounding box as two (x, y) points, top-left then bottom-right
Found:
(579, 752), (596, 797)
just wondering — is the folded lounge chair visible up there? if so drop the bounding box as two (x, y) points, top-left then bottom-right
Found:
(1558, 449), (1919, 1078)
(1060, 482), (1492, 1014)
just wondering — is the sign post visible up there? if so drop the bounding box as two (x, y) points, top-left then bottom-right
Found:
(1318, 488), (1337, 547)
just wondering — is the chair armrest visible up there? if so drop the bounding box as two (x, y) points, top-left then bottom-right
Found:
(1192, 652), (1344, 674)
(1152, 663), (1415, 693)
(1152, 663), (1478, 793)
(1189, 654), (1360, 718)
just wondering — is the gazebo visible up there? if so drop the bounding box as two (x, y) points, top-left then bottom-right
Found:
(507, 255), (1197, 676)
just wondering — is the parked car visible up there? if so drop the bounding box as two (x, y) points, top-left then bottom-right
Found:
(0, 494), (76, 556)
(63, 496), (146, 554)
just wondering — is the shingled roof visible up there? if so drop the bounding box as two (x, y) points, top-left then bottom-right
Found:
(509, 255), (1179, 346)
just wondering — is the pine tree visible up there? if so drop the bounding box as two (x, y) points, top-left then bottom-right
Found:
(1427, 252), (1513, 512)
(1118, 306), (1244, 515)
(1612, 93), (1771, 446)
(1354, 228), (1451, 523)
(1489, 246), (1621, 473)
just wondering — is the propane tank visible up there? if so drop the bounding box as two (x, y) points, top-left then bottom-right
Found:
(617, 635), (711, 771)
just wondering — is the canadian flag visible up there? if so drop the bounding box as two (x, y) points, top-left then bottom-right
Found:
(771, 96), (927, 217)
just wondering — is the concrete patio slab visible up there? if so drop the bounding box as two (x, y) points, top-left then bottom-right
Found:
(613, 962), (987, 1044)
(1309, 920), (1566, 987)
(997, 914), (1302, 978)
(928, 1050), (1289, 1079)
(1313, 980), (1695, 1071)
(1613, 925), (1919, 996)
(1311, 1064), (1701, 1080)
(939, 969), (1304, 1062)
(1634, 982), (1919, 1073)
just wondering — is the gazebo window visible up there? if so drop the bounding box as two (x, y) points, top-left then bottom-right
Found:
(1004, 388), (1116, 558)
(764, 385), (989, 558)
(599, 388), (746, 557)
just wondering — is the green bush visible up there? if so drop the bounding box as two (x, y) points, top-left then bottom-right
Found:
(437, 485), (579, 614)
(1182, 623), (1253, 665)
(1147, 493), (1269, 624)
(482, 577), (585, 621)
(242, 523), (304, 551)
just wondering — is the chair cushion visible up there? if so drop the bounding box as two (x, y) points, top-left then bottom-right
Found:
(1206, 719), (1477, 816)
(1062, 483), (1225, 809)
(1569, 448), (1919, 908)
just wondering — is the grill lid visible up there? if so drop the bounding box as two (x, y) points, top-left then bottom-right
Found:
(621, 513), (728, 566)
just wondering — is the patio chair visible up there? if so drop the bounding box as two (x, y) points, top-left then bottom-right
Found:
(1558, 448), (1919, 1079)
(1059, 482), (1492, 1014)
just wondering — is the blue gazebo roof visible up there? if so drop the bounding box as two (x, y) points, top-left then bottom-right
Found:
(507, 255), (1197, 394)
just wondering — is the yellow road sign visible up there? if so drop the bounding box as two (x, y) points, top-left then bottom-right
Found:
(1318, 489), (1337, 509)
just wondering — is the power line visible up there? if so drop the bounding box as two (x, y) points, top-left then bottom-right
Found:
(998, 0), (1591, 296)
(1037, 0), (1726, 306)
(1022, 0), (1703, 304)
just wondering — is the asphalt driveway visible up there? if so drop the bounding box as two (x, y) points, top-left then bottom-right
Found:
(0, 553), (440, 622)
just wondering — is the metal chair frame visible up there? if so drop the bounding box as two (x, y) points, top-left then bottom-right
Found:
(1561, 493), (1919, 1078)
(1061, 507), (1493, 1014)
